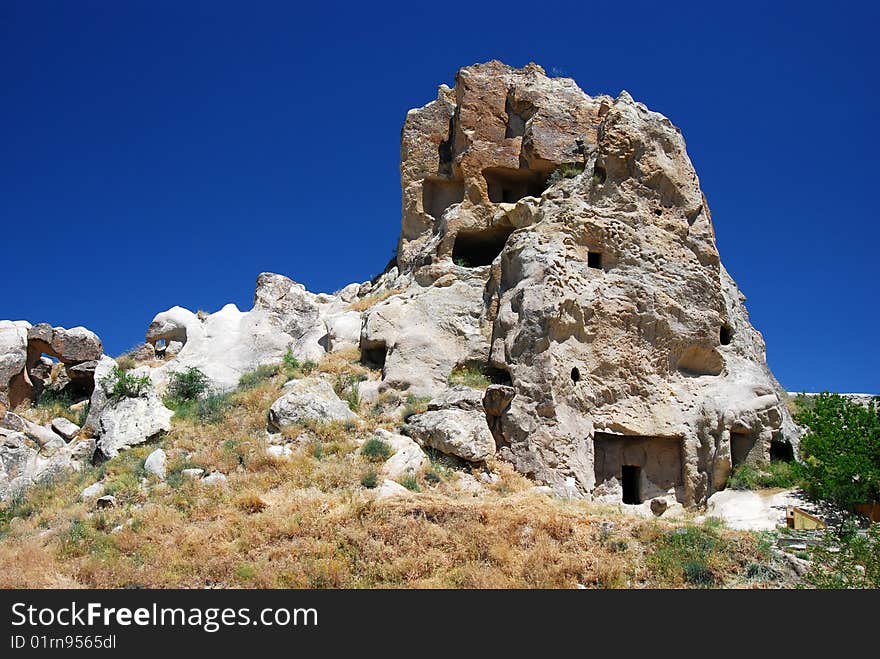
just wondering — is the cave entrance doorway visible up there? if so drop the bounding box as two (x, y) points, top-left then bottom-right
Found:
(483, 167), (546, 204)
(731, 432), (756, 467)
(621, 465), (641, 504)
(770, 438), (794, 463)
(452, 226), (515, 267)
(593, 432), (684, 504)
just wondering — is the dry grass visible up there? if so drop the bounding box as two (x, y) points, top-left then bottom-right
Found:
(349, 289), (402, 312)
(0, 350), (779, 589)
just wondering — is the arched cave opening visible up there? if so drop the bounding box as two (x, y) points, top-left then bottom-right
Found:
(452, 226), (515, 267)
(770, 438), (794, 463)
(570, 367), (581, 382)
(720, 325), (733, 346)
(361, 340), (388, 371)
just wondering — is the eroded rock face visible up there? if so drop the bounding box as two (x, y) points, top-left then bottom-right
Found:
(0, 320), (103, 409)
(267, 379), (357, 432)
(362, 60), (796, 505)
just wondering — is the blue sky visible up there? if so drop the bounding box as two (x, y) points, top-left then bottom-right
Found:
(1, 1), (877, 393)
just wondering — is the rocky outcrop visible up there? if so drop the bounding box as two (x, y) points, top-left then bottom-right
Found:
(0, 321), (102, 410)
(405, 408), (496, 463)
(267, 379), (357, 432)
(361, 60), (797, 505)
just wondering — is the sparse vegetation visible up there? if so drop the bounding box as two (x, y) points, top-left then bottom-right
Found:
(727, 461), (799, 490)
(349, 289), (401, 312)
(360, 470), (379, 489)
(238, 364), (281, 390)
(361, 437), (393, 462)
(804, 521), (880, 589)
(100, 366), (152, 400)
(399, 474), (420, 492)
(448, 363), (492, 389)
(546, 162), (585, 186)
(401, 395), (430, 421)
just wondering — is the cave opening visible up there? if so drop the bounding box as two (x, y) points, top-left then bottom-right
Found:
(423, 177), (464, 219)
(452, 226), (515, 267)
(720, 325), (733, 346)
(570, 367), (581, 382)
(770, 438), (794, 463)
(587, 252), (603, 270)
(483, 167), (546, 204)
(621, 465), (641, 504)
(361, 341), (387, 371)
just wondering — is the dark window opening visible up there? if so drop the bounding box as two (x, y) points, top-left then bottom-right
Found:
(592, 164), (607, 184)
(622, 465), (641, 504)
(654, 209), (663, 216)
(423, 177), (464, 219)
(720, 325), (733, 346)
(570, 367), (581, 382)
(361, 341), (387, 371)
(770, 438), (794, 463)
(483, 167), (545, 204)
(484, 365), (512, 385)
(452, 226), (515, 267)
(438, 116), (454, 177)
(587, 252), (603, 270)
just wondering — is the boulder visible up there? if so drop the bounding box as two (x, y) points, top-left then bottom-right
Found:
(80, 482), (105, 500)
(267, 379), (357, 432)
(371, 479), (412, 501)
(0, 320), (29, 409)
(371, 429), (428, 480)
(427, 386), (484, 411)
(182, 468), (204, 479)
(0, 430), (95, 502)
(144, 448), (167, 480)
(405, 408), (495, 462)
(96, 495), (117, 509)
(95, 396), (172, 459)
(51, 417), (80, 441)
(201, 471), (227, 486)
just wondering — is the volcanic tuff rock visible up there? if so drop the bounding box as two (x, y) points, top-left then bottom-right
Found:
(0, 60), (800, 507)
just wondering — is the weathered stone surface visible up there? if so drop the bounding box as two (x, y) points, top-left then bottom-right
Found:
(427, 386), (484, 411)
(370, 429), (428, 480)
(96, 495), (117, 509)
(95, 396), (172, 460)
(371, 478), (412, 501)
(482, 384), (516, 416)
(383, 61), (797, 505)
(51, 417), (80, 441)
(267, 378), (357, 432)
(0, 321), (30, 410)
(0, 430), (95, 502)
(201, 471), (227, 486)
(144, 448), (167, 480)
(182, 468), (204, 479)
(405, 408), (495, 462)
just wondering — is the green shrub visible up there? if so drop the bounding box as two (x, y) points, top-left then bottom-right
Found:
(399, 474), (421, 492)
(238, 364), (280, 390)
(401, 395), (430, 421)
(448, 364), (491, 389)
(804, 522), (880, 588)
(795, 393), (880, 509)
(360, 470), (379, 489)
(101, 366), (152, 400)
(169, 393), (230, 424)
(282, 349), (300, 371)
(649, 525), (724, 588)
(546, 162), (585, 186)
(361, 437), (392, 462)
(167, 367), (210, 401)
(728, 461), (799, 490)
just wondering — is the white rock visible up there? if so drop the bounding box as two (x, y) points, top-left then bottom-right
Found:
(181, 468), (204, 479)
(372, 479), (412, 501)
(266, 444), (292, 458)
(405, 408), (495, 462)
(201, 471), (227, 486)
(94, 395), (172, 460)
(144, 448), (167, 480)
(372, 429), (428, 480)
(267, 378), (357, 431)
(80, 482), (105, 500)
(51, 417), (80, 441)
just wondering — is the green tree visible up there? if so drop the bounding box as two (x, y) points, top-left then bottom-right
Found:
(795, 393), (880, 509)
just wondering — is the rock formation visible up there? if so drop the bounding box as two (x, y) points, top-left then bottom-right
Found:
(0, 60), (799, 508)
